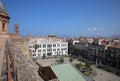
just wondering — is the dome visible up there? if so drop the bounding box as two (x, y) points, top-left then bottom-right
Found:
(0, 1), (10, 19)
(0, 1), (7, 14)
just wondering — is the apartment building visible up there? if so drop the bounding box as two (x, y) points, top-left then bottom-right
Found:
(29, 36), (68, 59)
(106, 46), (120, 69)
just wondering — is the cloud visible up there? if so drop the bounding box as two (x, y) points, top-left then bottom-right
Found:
(88, 27), (104, 31)
(88, 28), (97, 31)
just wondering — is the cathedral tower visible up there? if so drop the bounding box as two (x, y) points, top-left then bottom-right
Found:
(14, 23), (19, 35)
(0, 1), (10, 35)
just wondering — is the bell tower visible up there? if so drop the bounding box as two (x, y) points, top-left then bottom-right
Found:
(14, 23), (19, 35)
(0, 1), (10, 35)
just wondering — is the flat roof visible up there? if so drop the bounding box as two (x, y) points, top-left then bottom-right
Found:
(51, 63), (86, 81)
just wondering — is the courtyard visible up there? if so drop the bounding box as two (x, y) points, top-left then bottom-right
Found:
(36, 57), (120, 81)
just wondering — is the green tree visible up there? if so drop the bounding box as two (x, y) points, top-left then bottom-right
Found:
(69, 57), (73, 62)
(76, 63), (82, 69)
(59, 57), (64, 63)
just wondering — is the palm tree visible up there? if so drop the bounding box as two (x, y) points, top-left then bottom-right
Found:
(85, 61), (92, 75)
(85, 61), (91, 69)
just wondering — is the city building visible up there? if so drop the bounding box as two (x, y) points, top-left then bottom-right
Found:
(86, 44), (106, 65)
(106, 46), (120, 69)
(68, 36), (120, 70)
(29, 36), (68, 59)
(68, 37), (79, 45)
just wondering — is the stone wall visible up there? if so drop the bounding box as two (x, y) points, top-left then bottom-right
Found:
(6, 39), (39, 81)
(10, 38), (32, 60)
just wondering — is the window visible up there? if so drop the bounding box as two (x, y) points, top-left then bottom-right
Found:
(2, 23), (5, 30)
(61, 48), (67, 51)
(33, 50), (35, 52)
(38, 54), (41, 56)
(16, 27), (18, 29)
(37, 45), (41, 48)
(47, 49), (52, 52)
(37, 45), (39, 48)
(53, 44), (56, 47)
(43, 44), (46, 48)
(29, 46), (32, 48)
(57, 44), (60, 47)
(116, 50), (120, 53)
(53, 49), (56, 51)
(47, 53), (52, 56)
(43, 53), (46, 56)
(43, 49), (46, 52)
(57, 49), (60, 51)
(33, 45), (35, 48)
(33, 54), (36, 56)
(65, 51), (68, 53)
(111, 53), (114, 57)
(61, 44), (67, 47)
(38, 50), (41, 52)
(47, 44), (52, 48)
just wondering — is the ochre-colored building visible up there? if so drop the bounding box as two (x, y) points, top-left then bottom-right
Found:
(0, 1), (10, 35)
(0, 1), (20, 39)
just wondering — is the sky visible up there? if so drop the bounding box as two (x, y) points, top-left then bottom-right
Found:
(1, 0), (120, 37)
